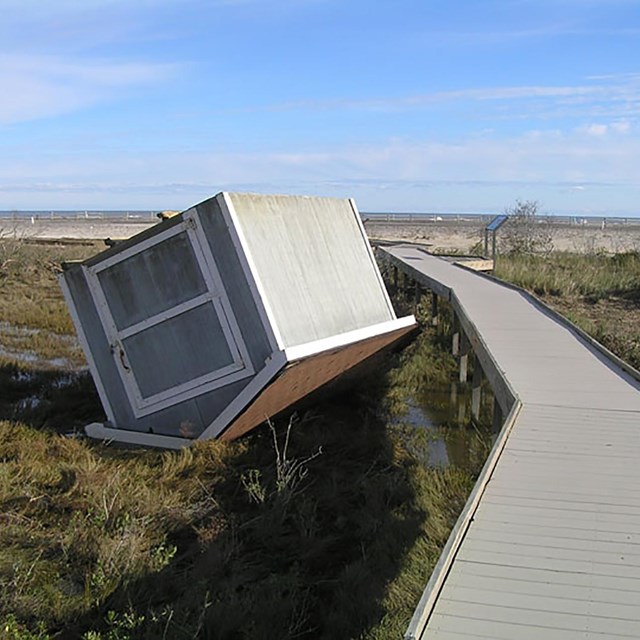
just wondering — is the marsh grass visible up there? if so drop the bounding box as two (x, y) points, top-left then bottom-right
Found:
(0, 405), (477, 639)
(0, 238), (97, 340)
(495, 251), (640, 300)
(0, 243), (490, 639)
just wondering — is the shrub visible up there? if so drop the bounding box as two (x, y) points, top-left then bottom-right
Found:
(500, 200), (554, 256)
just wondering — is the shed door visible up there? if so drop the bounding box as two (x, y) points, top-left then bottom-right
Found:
(86, 213), (253, 417)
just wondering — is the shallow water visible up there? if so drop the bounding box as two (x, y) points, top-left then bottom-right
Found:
(0, 322), (83, 370)
(391, 379), (495, 471)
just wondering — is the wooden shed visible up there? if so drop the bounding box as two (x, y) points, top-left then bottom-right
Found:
(60, 192), (416, 448)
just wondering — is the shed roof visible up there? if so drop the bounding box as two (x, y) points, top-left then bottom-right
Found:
(221, 193), (395, 348)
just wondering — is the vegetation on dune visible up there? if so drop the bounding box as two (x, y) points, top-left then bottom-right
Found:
(495, 251), (640, 300)
(500, 199), (554, 256)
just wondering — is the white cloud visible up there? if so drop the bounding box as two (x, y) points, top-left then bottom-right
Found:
(583, 123), (609, 136)
(577, 119), (633, 137)
(611, 120), (632, 134)
(2, 126), (640, 211)
(252, 74), (640, 125)
(0, 54), (175, 125)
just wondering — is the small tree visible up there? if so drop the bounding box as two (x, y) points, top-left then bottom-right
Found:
(501, 199), (554, 255)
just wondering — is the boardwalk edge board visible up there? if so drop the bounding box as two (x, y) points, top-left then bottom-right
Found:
(404, 400), (522, 639)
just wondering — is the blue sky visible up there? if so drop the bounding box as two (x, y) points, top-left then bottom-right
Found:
(1, 0), (640, 215)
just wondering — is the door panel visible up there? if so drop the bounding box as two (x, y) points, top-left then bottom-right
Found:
(87, 214), (253, 417)
(123, 302), (237, 398)
(97, 231), (207, 330)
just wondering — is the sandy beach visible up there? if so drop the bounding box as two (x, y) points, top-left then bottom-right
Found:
(364, 218), (640, 254)
(0, 217), (157, 243)
(2, 215), (640, 255)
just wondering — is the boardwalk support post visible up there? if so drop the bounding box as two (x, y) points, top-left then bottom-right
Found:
(459, 333), (470, 383)
(471, 355), (482, 419)
(414, 281), (421, 306)
(404, 272), (412, 301)
(452, 314), (460, 356)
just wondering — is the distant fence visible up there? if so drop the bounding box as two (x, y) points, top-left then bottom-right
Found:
(1, 210), (638, 226)
(362, 212), (640, 226)
(0, 211), (158, 221)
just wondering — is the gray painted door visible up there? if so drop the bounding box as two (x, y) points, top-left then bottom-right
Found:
(87, 215), (252, 417)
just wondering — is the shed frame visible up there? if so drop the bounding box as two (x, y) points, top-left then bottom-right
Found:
(60, 192), (416, 447)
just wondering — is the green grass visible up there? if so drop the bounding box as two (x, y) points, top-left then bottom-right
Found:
(0, 243), (491, 639)
(495, 251), (640, 300)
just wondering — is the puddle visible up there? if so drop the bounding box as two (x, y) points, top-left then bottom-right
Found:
(11, 370), (38, 384)
(390, 380), (495, 471)
(0, 322), (83, 370)
(0, 345), (79, 370)
(51, 373), (82, 389)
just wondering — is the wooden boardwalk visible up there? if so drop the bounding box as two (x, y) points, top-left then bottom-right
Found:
(380, 245), (640, 640)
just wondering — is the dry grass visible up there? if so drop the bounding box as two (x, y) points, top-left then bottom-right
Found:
(0, 240), (97, 369)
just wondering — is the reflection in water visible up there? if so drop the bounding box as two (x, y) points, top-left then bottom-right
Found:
(379, 275), (499, 475)
(391, 378), (496, 473)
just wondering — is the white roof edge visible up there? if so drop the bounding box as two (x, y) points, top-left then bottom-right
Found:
(198, 349), (288, 441)
(85, 422), (191, 450)
(216, 192), (283, 351)
(284, 315), (416, 362)
(349, 197), (397, 318)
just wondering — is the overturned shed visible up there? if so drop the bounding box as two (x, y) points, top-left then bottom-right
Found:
(60, 193), (416, 448)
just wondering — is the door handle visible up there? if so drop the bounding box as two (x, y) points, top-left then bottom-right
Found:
(111, 341), (131, 372)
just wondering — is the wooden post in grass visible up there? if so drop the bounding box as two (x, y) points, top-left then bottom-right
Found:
(452, 314), (460, 356)
(459, 333), (470, 383)
(471, 355), (482, 420)
(431, 292), (439, 326)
